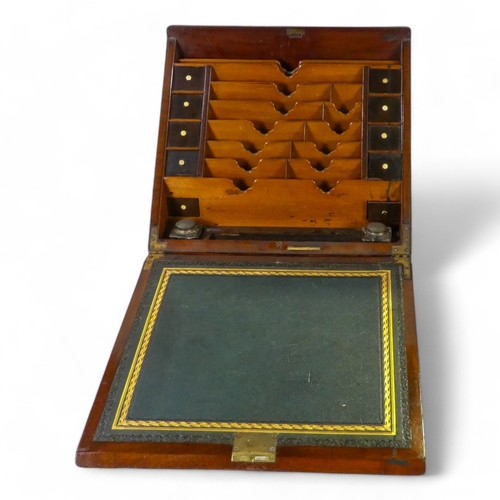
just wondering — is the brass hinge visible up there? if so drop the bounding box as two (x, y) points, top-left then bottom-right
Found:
(144, 226), (167, 270)
(393, 254), (411, 279)
(231, 433), (278, 463)
(392, 223), (411, 279)
(149, 226), (168, 253)
(143, 252), (164, 271)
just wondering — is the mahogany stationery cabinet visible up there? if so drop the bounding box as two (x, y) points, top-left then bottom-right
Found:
(76, 26), (425, 475)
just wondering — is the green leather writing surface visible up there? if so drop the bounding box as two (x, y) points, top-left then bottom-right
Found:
(95, 261), (410, 448)
(130, 273), (383, 424)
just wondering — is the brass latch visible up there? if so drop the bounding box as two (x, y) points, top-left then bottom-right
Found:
(231, 433), (278, 463)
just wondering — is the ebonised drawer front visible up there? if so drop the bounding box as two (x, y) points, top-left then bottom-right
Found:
(368, 96), (401, 123)
(172, 66), (206, 92)
(166, 197), (200, 217)
(368, 153), (402, 180)
(167, 122), (202, 148)
(369, 69), (401, 94)
(367, 201), (401, 226)
(170, 94), (204, 120)
(165, 150), (200, 176)
(368, 125), (401, 151)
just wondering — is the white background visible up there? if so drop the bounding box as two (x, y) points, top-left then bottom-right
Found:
(1, 1), (499, 498)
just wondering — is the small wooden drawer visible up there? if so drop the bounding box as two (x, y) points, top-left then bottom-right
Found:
(172, 65), (206, 92)
(368, 68), (401, 94)
(166, 150), (200, 176)
(368, 96), (401, 123)
(367, 153), (402, 180)
(367, 200), (401, 226)
(166, 197), (201, 217)
(167, 122), (202, 148)
(170, 94), (204, 120)
(368, 125), (401, 151)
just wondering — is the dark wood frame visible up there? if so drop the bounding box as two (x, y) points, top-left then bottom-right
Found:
(76, 26), (425, 475)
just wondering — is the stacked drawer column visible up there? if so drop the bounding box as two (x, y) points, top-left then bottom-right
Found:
(366, 68), (403, 229)
(165, 65), (209, 177)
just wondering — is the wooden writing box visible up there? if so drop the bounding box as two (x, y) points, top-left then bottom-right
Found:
(76, 26), (425, 475)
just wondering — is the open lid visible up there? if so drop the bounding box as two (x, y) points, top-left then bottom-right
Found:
(148, 26), (411, 272)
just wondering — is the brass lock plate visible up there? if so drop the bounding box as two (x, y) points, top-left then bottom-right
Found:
(231, 433), (278, 463)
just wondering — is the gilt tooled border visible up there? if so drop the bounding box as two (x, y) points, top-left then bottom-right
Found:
(110, 266), (396, 436)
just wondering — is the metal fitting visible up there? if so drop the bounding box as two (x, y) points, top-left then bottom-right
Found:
(361, 222), (392, 242)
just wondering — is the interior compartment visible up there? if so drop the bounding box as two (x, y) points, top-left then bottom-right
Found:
(164, 177), (401, 228)
(204, 158), (288, 179)
(182, 60), (366, 83)
(207, 120), (305, 143)
(210, 82), (332, 101)
(159, 47), (405, 245)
